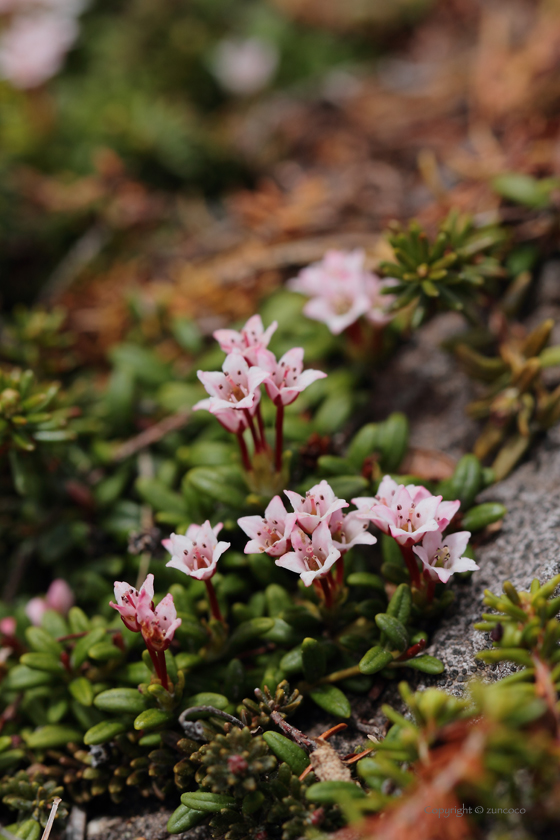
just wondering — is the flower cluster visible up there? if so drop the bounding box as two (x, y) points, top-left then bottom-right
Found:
(111, 573), (181, 688)
(194, 314), (326, 474)
(287, 250), (395, 335)
(238, 480), (376, 606)
(353, 475), (478, 592)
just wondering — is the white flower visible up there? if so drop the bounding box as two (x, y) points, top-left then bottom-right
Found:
(275, 521), (340, 587)
(214, 314), (277, 366)
(164, 521), (230, 581)
(238, 495), (296, 557)
(413, 531), (479, 583)
(211, 37), (278, 96)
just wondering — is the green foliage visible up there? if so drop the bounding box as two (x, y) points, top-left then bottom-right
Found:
(379, 211), (507, 326)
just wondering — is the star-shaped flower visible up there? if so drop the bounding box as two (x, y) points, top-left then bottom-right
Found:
(238, 496), (297, 557)
(275, 521), (340, 587)
(111, 574), (182, 651)
(164, 521), (230, 581)
(256, 347), (326, 407)
(328, 509), (377, 552)
(413, 531), (479, 583)
(285, 479), (348, 534)
(196, 351), (270, 414)
(213, 314), (278, 365)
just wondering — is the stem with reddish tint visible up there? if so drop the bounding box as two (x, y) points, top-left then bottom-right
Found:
(319, 577), (333, 609)
(255, 402), (267, 451)
(244, 409), (261, 453)
(205, 579), (224, 623)
(236, 431), (251, 472)
(147, 647), (168, 689)
(336, 555), (345, 589)
(424, 570), (436, 603)
(399, 543), (421, 588)
(275, 402), (284, 473)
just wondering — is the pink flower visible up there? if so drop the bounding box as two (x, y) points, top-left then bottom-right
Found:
(195, 351), (269, 414)
(413, 531), (479, 584)
(25, 578), (74, 626)
(165, 521), (230, 581)
(136, 592), (181, 653)
(214, 315), (278, 366)
(287, 250), (394, 335)
(328, 509), (377, 552)
(353, 475), (460, 547)
(0, 12), (78, 89)
(275, 521), (340, 587)
(193, 401), (248, 434)
(111, 576), (151, 632)
(111, 574), (181, 651)
(257, 347), (326, 407)
(285, 480), (348, 534)
(0, 617), (16, 636)
(238, 496), (297, 557)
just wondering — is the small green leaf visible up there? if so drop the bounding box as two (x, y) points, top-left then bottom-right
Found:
(184, 693), (230, 711)
(462, 503), (507, 531)
(401, 655), (444, 674)
(359, 646), (394, 675)
(263, 731), (309, 775)
(134, 708), (175, 731)
(306, 781), (365, 804)
(26, 725), (83, 750)
(309, 685), (351, 718)
(180, 791), (236, 812)
(12, 818), (41, 840)
(167, 804), (206, 834)
(84, 719), (130, 745)
(88, 642), (122, 661)
(0, 749), (26, 772)
(20, 652), (63, 674)
(69, 677), (94, 707)
(347, 572), (385, 592)
(70, 628), (107, 669)
(94, 688), (149, 715)
(24, 626), (62, 656)
(228, 617), (275, 651)
(4, 665), (54, 690)
(387, 584), (412, 626)
(375, 614), (408, 651)
(328, 475), (369, 499)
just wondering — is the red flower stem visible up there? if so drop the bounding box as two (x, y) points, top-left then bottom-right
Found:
(157, 650), (169, 690)
(236, 431), (251, 472)
(319, 577), (333, 609)
(255, 402), (267, 451)
(243, 410), (261, 453)
(399, 543), (421, 588)
(424, 571), (436, 603)
(346, 318), (365, 349)
(275, 402), (284, 473)
(336, 555), (345, 588)
(205, 579), (224, 623)
(147, 647), (162, 680)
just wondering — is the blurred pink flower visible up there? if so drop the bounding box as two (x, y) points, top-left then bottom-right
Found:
(25, 578), (74, 626)
(0, 12), (78, 88)
(288, 250), (394, 335)
(212, 37), (278, 96)
(0, 617), (16, 636)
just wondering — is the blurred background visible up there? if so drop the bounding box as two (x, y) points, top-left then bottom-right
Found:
(0, 0), (559, 342)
